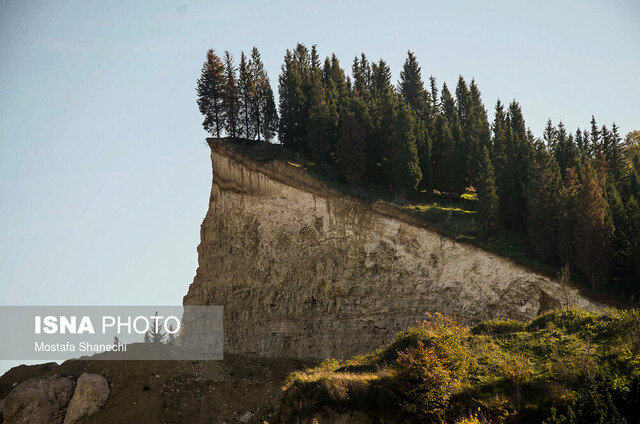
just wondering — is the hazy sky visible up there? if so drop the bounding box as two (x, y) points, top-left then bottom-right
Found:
(0, 0), (638, 316)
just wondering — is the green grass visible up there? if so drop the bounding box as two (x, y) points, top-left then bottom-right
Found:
(281, 309), (640, 423)
(398, 192), (552, 275)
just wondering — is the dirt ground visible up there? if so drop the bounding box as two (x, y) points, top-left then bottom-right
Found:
(0, 355), (314, 424)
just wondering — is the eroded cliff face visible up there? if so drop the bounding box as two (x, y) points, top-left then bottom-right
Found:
(183, 139), (595, 359)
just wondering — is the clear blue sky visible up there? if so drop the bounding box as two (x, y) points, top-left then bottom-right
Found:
(0, 0), (638, 340)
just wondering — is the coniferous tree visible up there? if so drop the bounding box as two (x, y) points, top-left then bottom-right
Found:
(476, 146), (500, 238)
(196, 49), (225, 137)
(492, 100), (510, 218)
(429, 76), (439, 114)
(467, 79), (491, 182)
(391, 104), (422, 196)
(399, 51), (427, 113)
(575, 128), (587, 158)
(261, 86), (279, 142)
(605, 123), (625, 183)
(431, 114), (455, 193)
(147, 312), (166, 343)
(369, 59), (397, 183)
(278, 50), (300, 148)
(455, 76), (473, 185)
(278, 44), (313, 152)
(503, 101), (533, 232)
(590, 116), (601, 157)
(554, 122), (580, 178)
(325, 55), (349, 158)
(249, 47), (266, 140)
(326, 54), (350, 104)
(526, 146), (563, 264)
(558, 167), (579, 270)
(352, 53), (372, 100)
(222, 51), (240, 138)
(307, 69), (330, 162)
(608, 185), (634, 288)
(233, 47), (279, 143)
(543, 119), (557, 150)
(573, 163), (614, 290)
(308, 54), (347, 164)
(415, 118), (433, 195)
(145, 312), (166, 343)
(399, 51), (432, 193)
(455, 75), (470, 133)
(440, 83), (465, 193)
(336, 109), (367, 186)
(238, 52), (254, 139)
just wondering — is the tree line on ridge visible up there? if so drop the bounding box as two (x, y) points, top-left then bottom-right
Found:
(196, 43), (640, 297)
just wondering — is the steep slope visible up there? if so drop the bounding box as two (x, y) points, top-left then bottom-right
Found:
(183, 139), (596, 359)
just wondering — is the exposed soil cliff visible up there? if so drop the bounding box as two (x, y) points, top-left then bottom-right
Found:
(183, 139), (596, 359)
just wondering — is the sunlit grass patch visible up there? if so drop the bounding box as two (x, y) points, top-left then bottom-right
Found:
(283, 309), (640, 423)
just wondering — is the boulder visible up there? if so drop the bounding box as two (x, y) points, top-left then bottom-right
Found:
(2, 377), (75, 424)
(63, 373), (109, 424)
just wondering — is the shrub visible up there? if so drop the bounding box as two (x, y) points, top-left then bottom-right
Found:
(391, 341), (455, 422)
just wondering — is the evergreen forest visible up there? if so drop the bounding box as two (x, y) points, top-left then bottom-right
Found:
(196, 44), (640, 300)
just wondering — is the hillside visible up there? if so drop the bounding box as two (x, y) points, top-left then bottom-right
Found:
(182, 138), (597, 360)
(278, 309), (640, 423)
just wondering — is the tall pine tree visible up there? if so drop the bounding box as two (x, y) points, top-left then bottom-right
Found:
(399, 51), (428, 114)
(222, 51), (240, 139)
(369, 59), (397, 183)
(238, 52), (254, 139)
(196, 49), (225, 138)
(526, 145), (563, 264)
(391, 104), (422, 196)
(476, 146), (500, 238)
(399, 51), (432, 194)
(440, 83), (465, 193)
(466, 79), (491, 184)
(248, 47), (278, 142)
(573, 163), (614, 290)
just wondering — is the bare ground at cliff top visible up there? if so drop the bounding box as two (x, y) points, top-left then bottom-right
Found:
(0, 355), (314, 424)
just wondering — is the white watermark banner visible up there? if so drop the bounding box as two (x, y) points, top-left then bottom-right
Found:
(0, 306), (223, 361)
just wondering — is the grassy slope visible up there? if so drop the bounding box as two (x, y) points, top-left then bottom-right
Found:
(280, 309), (640, 423)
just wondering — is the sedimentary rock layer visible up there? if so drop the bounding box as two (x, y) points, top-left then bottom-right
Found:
(183, 139), (595, 359)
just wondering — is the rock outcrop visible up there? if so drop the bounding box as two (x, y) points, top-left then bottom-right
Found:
(183, 139), (596, 359)
(63, 373), (109, 424)
(2, 377), (75, 424)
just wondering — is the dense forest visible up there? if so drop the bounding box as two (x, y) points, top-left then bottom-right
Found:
(196, 44), (640, 298)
